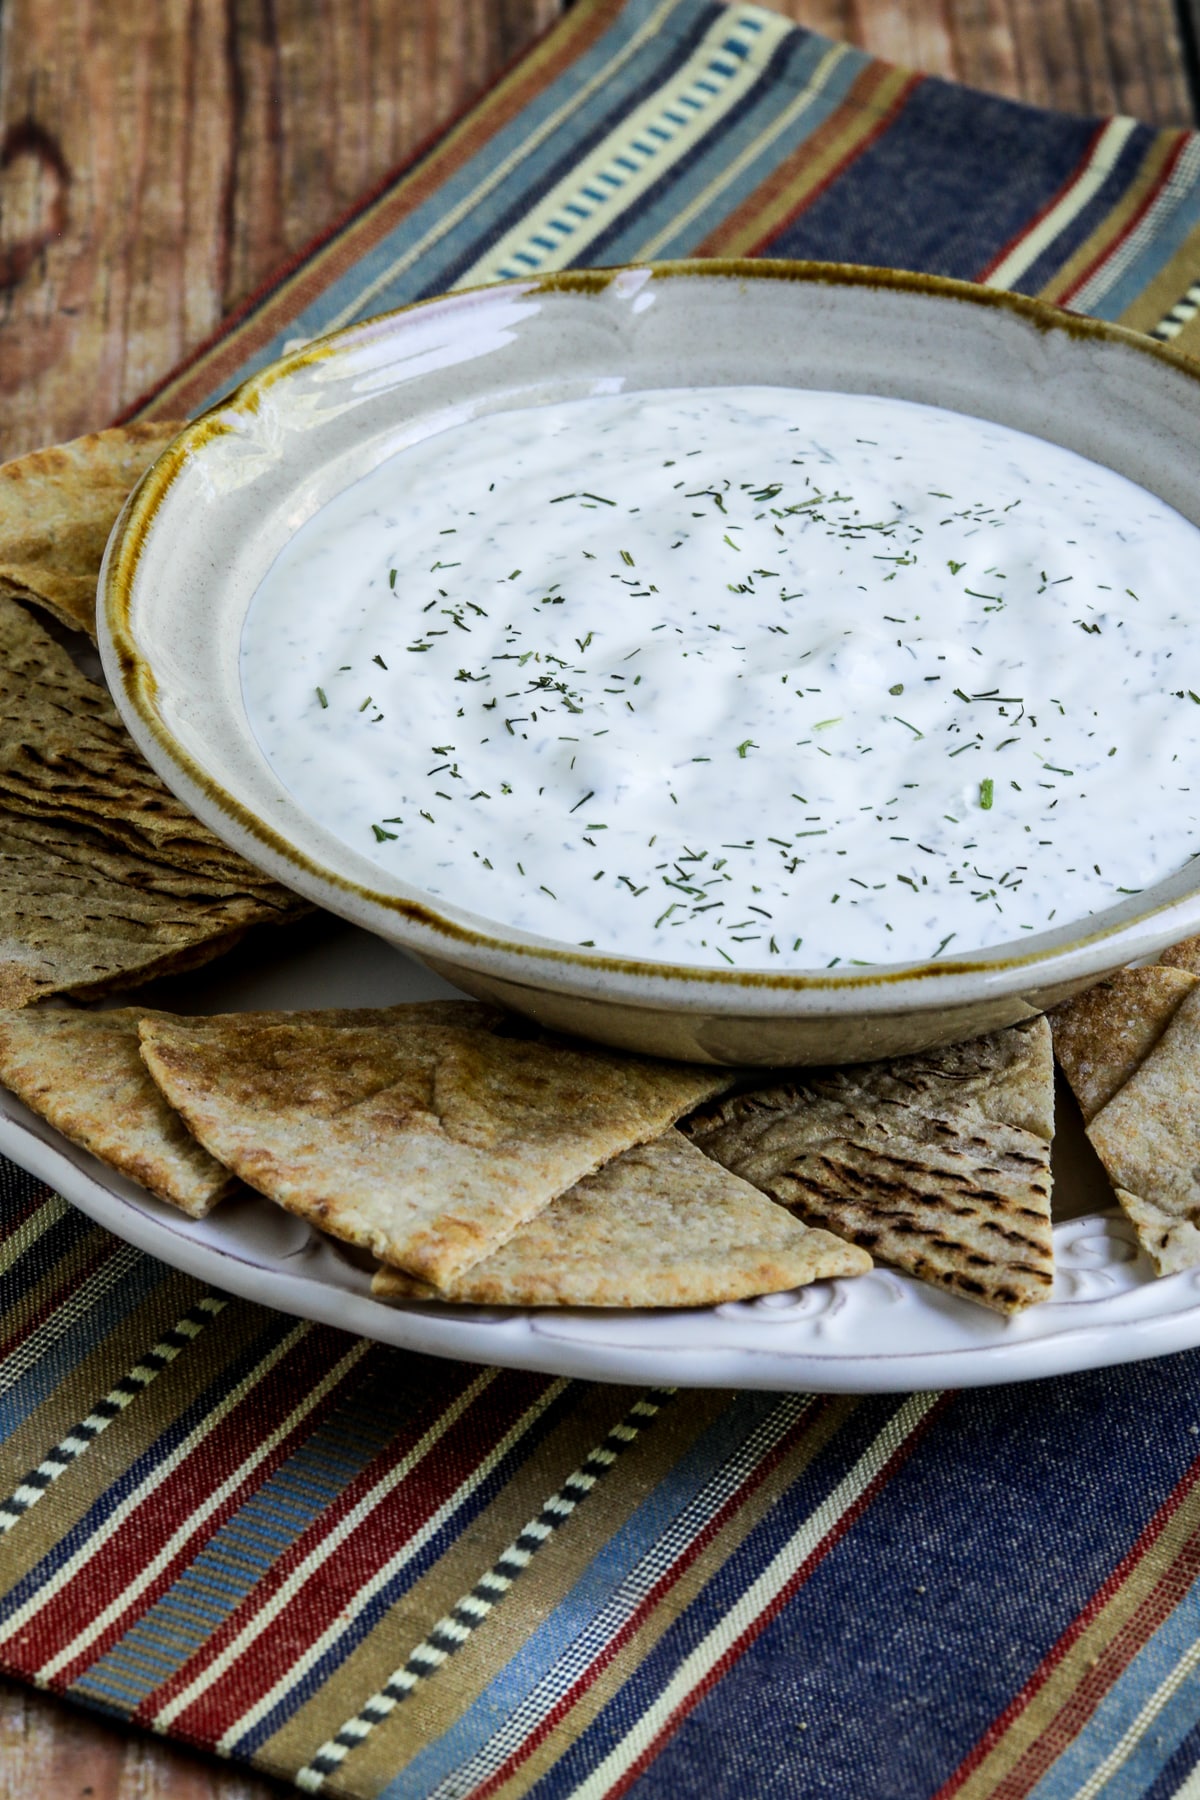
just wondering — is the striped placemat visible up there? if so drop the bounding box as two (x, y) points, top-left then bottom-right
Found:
(5, 1), (1200, 1793)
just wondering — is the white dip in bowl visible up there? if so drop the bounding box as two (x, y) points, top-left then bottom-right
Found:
(241, 384), (1200, 974)
(99, 261), (1200, 1064)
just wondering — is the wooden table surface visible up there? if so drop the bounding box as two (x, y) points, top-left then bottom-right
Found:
(0, 0), (1197, 1791)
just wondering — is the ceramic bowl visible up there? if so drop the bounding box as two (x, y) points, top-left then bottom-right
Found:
(98, 260), (1200, 1065)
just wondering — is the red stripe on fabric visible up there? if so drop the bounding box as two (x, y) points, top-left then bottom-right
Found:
(932, 1445), (1200, 1800)
(0, 1235), (124, 1369)
(112, 0), (624, 425)
(973, 121), (1109, 284)
(692, 57), (897, 257)
(742, 71), (923, 259)
(1055, 130), (1191, 307)
(7, 1327), (383, 1686)
(139, 1367), (555, 1746)
(603, 1393), (951, 1800)
(468, 1396), (834, 1800)
(987, 1514), (1200, 1800)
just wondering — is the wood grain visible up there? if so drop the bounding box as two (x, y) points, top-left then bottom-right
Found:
(774, 0), (1193, 123)
(0, 1675), (287, 1800)
(0, 0), (1193, 462)
(0, 1), (1195, 1794)
(0, 0), (561, 460)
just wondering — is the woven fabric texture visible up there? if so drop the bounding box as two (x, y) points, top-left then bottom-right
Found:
(5, 2), (1200, 1793)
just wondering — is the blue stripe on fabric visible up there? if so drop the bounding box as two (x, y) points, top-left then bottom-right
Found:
(227, 1373), (582, 1757)
(1016, 121), (1159, 295)
(0, 1309), (301, 1625)
(1027, 1573), (1200, 1800)
(761, 76), (1100, 282)
(68, 1347), (417, 1711)
(413, 1), (730, 299)
(1085, 158), (1200, 321)
(0, 1251), (174, 1444)
(0, 1204), (94, 1333)
(616, 1362), (1200, 1800)
(602, 31), (870, 262)
(1143, 1711), (1200, 1800)
(525, 1391), (908, 1800)
(379, 1389), (789, 1800)
(192, 0), (723, 406)
(583, 26), (858, 265)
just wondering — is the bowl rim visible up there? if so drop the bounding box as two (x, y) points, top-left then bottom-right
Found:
(100, 256), (1200, 1012)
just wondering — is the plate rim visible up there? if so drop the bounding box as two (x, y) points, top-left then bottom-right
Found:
(5, 1088), (1200, 1394)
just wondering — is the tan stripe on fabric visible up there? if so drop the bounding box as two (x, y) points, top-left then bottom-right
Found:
(695, 59), (911, 258)
(1116, 229), (1200, 339)
(0, 1258), (202, 1495)
(1038, 129), (1184, 307)
(0, 1289), (275, 1591)
(0, 1195), (71, 1284)
(0, 1267), (224, 1576)
(136, 0), (657, 420)
(0, 1226), (128, 1386)
(630, 38), (853, 262)
(486, 1394), (862, 1800)
(291, 1395), (856, 1800)
(983, 117), (1140, 292)
(166, 1363), (501, 1748)
(38, 1329), (368, 1694)
(455, 6), (797, 288)
(256, 1384), (726, 1790)
(951, 1472), (1200, 1800)
(315, 0), (690, 333)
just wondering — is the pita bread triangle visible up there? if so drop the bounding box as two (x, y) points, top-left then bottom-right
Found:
(138, 1008), (733, 1287)
(372, 1128), (872, 1308)
(0, 596), (307, 1007)
(1086, 985), (1200, 1275)
(0, 594), (294, 892)
(1158, 935), (1200, 974)
(0, 1002), (498, 1211)
(685, 1018), (1055, 1314)
(0, 806), (303, 1009)
(1048, 965), (1196, 1124)
(0, 1007), (235, 1216)
(0, 423), (181, 640)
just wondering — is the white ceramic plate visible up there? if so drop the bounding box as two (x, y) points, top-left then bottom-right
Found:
(3, 912), (1197, 1393)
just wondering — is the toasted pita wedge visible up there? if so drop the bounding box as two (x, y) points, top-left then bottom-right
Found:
(1159, 936), (1200, 974)
(0, 596), (297, 892)
(371, 1129), (871, 1308)
(138, 1012), (732, 1287)
(1048, 966), (1197, 1124)
(0, 808), (305, 1008)
(0, 1000), (497, 1212)
(145, 1000), (505, 1036)
(0, 424), (180, 639)
(1087, 986), (1200, 1274)
(0, 1007), (234, 1216)
(0, 597), (307, 1005)
(684, 1019), (1055, 1314)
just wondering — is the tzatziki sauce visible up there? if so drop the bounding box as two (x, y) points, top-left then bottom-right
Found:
(241, 386), (1200, 969)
